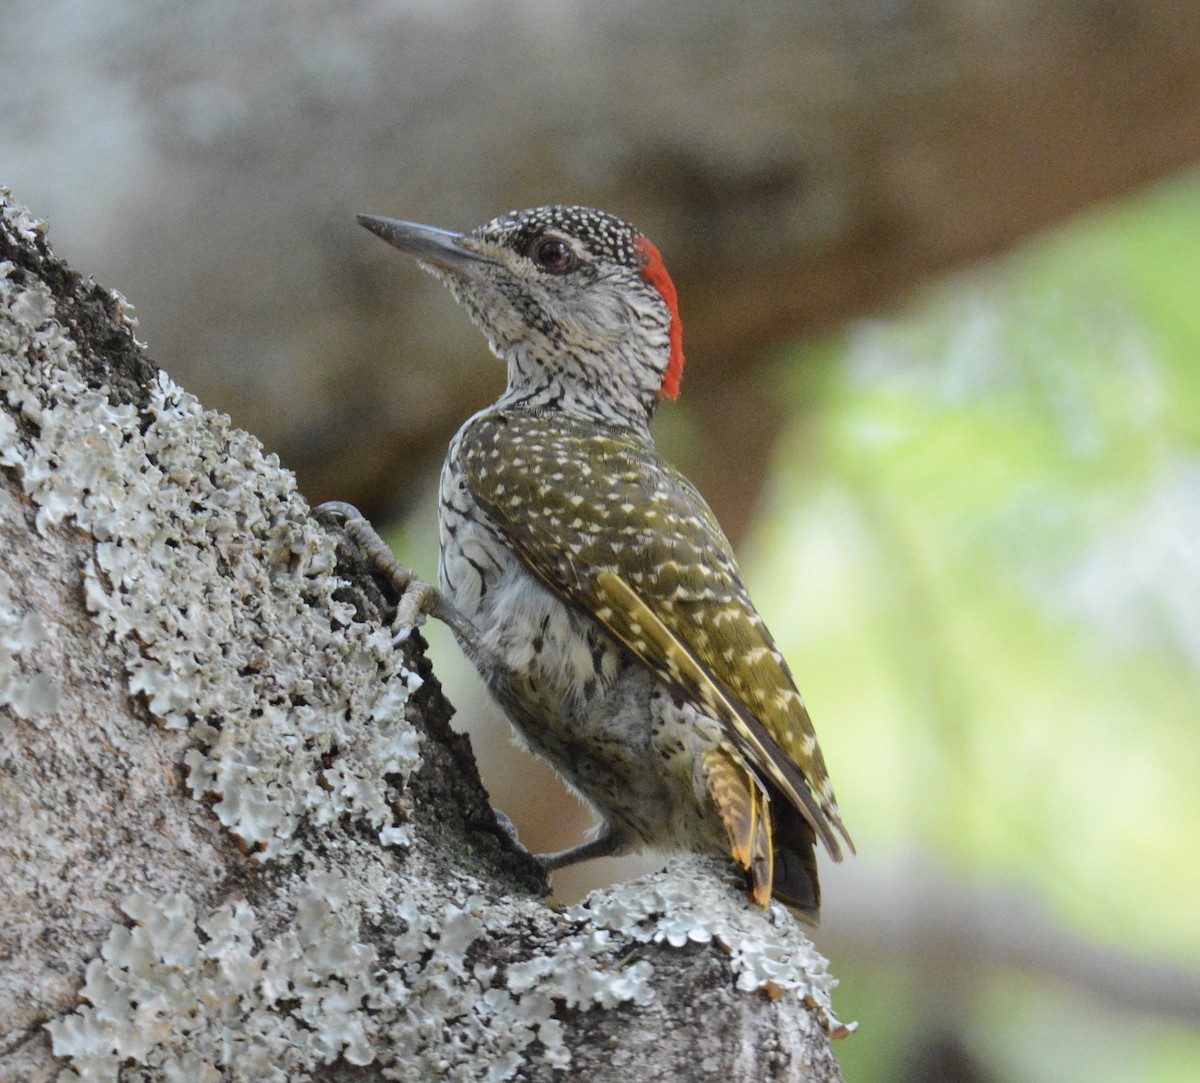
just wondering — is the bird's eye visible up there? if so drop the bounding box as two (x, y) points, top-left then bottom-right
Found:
(533, 237), (577, 274)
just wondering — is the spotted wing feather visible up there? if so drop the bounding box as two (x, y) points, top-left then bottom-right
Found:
(457, 409), (853, 859)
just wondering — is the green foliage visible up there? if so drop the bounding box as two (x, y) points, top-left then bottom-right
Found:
(751, 173), (1200, 1082)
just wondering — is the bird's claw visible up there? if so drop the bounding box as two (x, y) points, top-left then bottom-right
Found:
(314, 500), (430, 641)
(391, 581), (436, 643)
(315, 500), (484, 653)
(313, 500), (361, 526)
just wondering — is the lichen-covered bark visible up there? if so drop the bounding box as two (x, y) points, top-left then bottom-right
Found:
(0, 190), (847, 1081)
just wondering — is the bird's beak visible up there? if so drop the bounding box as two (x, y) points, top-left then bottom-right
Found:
(356, 214), (497, 277)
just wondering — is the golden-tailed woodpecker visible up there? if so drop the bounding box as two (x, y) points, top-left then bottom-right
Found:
(322, 206), (853, 922)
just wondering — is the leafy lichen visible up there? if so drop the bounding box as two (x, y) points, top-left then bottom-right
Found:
(1, 213), (422, 858)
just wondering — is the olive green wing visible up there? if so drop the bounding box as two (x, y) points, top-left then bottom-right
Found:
(459, 410), (853, 859)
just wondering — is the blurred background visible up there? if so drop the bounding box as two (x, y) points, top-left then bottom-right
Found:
(5, 1), (1199, 1078)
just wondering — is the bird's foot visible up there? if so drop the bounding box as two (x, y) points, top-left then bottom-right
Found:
(315, 500), (474, 645)
(536, 826), (632, 872)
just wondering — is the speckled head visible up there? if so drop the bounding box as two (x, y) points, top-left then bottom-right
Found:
(358, 205), (685, 426)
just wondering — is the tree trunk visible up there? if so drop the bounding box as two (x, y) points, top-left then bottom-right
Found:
(0, 190), (848, 1081)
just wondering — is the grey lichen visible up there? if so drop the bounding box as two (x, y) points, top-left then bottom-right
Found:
(1, 214), (423, 858)
(43, 855), (849, 1081)
(3, 188), (846, 1082)
(570, 856), (853, 1037)
(41, 859), (582, 1080)
(45, 857), (849, 1081)
(0, 560), (63, 728)
(47, 873), (381, 1081)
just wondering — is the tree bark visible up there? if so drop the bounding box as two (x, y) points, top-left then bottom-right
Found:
(0, 191), (848, 1081)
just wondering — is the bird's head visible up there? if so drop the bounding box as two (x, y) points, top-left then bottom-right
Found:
(358, 205), (684, 427)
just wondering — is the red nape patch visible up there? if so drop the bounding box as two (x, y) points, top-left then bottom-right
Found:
(634, 234), (685, 400)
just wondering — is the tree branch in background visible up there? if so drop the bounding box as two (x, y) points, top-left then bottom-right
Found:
(7, 1), (1200, 538)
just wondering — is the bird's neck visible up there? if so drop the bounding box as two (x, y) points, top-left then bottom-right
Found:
(496, 342), (661, 435)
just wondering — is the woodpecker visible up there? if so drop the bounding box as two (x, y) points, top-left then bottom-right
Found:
(324, 205), (853, 922)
